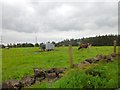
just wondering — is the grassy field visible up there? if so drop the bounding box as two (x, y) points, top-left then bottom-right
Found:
(31, 60), (119, 88)
(2, 46), (119, 88)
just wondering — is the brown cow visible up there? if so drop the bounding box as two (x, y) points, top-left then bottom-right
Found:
(78, 43), (91, 50)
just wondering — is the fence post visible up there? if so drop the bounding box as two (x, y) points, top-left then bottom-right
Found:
(113, 40), (116, 55)
(69, 45), (73, 68)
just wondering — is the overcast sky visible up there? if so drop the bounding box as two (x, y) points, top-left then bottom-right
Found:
(1, 0), (118, 44)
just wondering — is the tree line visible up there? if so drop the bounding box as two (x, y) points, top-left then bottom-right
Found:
(0, 34), (119, 48)
(56, 34), (120, 46)
(0, 43), (39, 48)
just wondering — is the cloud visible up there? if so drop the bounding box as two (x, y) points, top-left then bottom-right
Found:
(1, 0), (118, 44)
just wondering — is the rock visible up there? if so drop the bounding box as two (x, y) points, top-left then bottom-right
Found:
(78, 63), (85, 68)
(111, 53), (116, 58)
(92, 57), (100, 63)
(78, 60), (91, 68)
(85, 58), (93, 64)
(54, 68), (67, 73)
(59, 73), (64, 78)
(105, 55), (113, 62)
(45, 68), (66, 74)
(33, 68), (46, 83)
(81, 61), (91, 64)
(45, 68), (67, 79)
(73, 64), (79, 67)
(78, 61), (90, 68)
(2, 80), (23, 90)
(45, 68), (55, 73)
(32, 68), (66, 83)
(45, 73), (58, 81)
(33, 68), (46, 77)
(44, 68), (67, 81)
(103, 55), (107, 59)
(21, 76), (34, 86)
(96, 54), (104, 60)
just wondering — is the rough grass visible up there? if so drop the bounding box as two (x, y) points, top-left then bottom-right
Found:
(31, 59), (119, 88)
(2, 46), (119, 88)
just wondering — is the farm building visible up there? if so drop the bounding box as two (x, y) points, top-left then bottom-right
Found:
(40, 42), (55, 51)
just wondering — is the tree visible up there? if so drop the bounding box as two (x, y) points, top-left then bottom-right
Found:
(56, 34), (119, 46)
(0, 44), (5, 48)
(35, 43), (39, 47)
(9, 43), (13, 48)
(13, 44), (17, 48)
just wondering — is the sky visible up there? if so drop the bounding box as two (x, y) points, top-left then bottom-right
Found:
(1, 0), (118, 44)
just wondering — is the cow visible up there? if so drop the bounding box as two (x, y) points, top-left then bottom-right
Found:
(78, 43), (91, 50)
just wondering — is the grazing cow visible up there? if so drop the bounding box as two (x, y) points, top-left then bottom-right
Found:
(78, 43), (91, 50)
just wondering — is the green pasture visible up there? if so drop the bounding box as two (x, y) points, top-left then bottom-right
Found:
(32, 59), (119, 88)
(2, 46), (119, 88)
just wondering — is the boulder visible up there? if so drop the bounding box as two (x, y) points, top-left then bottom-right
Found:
(53, 68), (67, 73)
(2, 80), (23, 90)
(96, 54), (104, 60)
(85, 58), (93, 64)
(45, 68), (67, 79)
(45, 68), (56, 73)
(78, 61), (91, 68)
(81, 61), (91, 64)
(92, 57), (100, 63)
(111, 53), (116, 58)
(73, 64), (79, 67)
(105, 55), (113, 62)
(33, 68), (46, 83)
(21, 76), (34, 86)
(45, 73), (58, 81)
